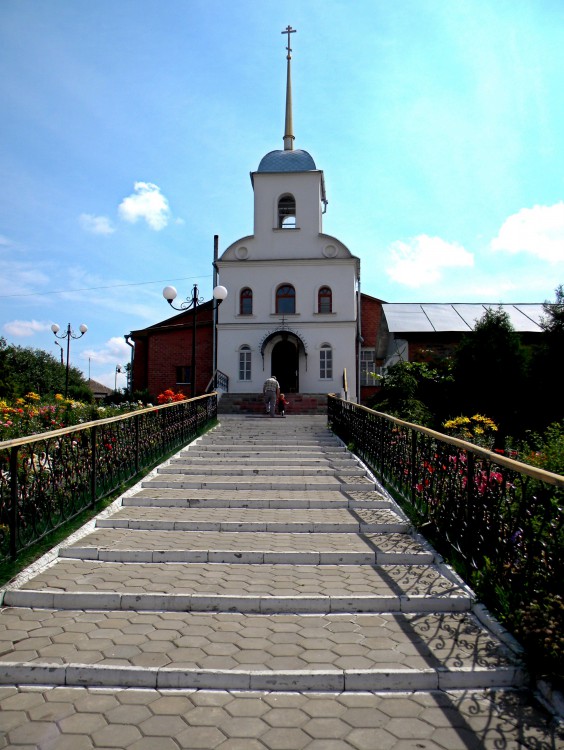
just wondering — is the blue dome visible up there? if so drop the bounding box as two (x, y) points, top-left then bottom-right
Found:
(257, 149), (317, 173)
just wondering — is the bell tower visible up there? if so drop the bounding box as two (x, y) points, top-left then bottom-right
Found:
(215, 27), (360, 401)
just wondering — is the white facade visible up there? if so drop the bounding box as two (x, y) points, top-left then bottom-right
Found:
(216, 150), (360, 398)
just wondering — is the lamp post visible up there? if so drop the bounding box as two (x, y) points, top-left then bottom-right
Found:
(54, 340), (63, 365)
(163, 283), (228, 398)
(51, 322), (88, 398)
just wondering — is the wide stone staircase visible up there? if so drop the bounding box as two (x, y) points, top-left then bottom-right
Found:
(0, 415), (561, 749)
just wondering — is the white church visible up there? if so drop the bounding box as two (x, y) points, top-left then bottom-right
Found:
(215, 27), (360, 400)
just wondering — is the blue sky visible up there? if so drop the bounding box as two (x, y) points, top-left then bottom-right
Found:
(1, 0), (563, 389)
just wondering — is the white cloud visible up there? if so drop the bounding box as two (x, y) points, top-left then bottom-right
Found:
(3, 319), (52, 337)
(82, 336), (131, 366)
(491, 202), (564, 263)
(0, 235), (12, 247)
(118, 182), (171, 231)
(79, 213), (115, 235)
(386, 234), (474, 287)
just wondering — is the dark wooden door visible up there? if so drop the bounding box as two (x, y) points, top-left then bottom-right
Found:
(271, 339), (298, 393)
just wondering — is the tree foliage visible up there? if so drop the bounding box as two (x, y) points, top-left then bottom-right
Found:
(0, 337), (92, 402)
(369, 360), (453, 427)
(450, 307), (528, 443)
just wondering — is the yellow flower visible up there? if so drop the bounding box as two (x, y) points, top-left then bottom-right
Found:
(471, 414), (498, 431)
(25, 391), (41, 401)
(55, 394), (64, 401)
(443, 416), (471, 430)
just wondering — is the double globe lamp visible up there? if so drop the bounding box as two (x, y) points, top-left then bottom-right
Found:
(162, 284), (228, 398)
(51, 322), (88, 398)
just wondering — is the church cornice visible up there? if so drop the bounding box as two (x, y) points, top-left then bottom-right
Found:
(216, 257), (358, 268)
(216, 319), (357, 330)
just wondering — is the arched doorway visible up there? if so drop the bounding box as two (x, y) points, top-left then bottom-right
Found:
(271, 339), (299, 393)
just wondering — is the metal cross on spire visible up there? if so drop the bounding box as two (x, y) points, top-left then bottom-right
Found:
(281, 25), (296, 60)
(281, 26), (296, 150)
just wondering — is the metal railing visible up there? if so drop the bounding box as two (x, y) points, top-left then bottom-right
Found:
(328, 395), (564, 603)
(205, 369), (229, 394)
(0, 393), (217, 562)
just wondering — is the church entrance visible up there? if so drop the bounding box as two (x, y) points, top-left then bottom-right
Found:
(271, 339), (299, 393)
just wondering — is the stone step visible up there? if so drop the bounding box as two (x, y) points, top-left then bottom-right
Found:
(199, 434), (338, 442)
(58, 529), (435, 565)
(1, 686), (558, 749)
(0, 609), (524, 691)
(4, 560), (472, 614)
(175, 455), (354, 465)
(198, 444), (340, 453)
(181, 449), (353, 459)
(144, 475), (375, 491)
(158, 465), (363, 477)
(124, 488), (392, 509)
(95, 506), (409, 533)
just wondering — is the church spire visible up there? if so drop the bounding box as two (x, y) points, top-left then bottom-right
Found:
(281, 25), (296, 151)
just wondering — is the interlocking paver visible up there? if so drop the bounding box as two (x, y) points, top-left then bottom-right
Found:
(12, 686), (556, 749)
(0, 416), (560, 748)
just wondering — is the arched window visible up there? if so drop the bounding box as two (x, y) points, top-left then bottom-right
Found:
(276, 284), (296, 314)
(318, 286), (332, 314)
(320, 344), (333, 380)
(240, 287), (253, 315)
(278, 194), (296, 229)
(239, 345), (251, 381)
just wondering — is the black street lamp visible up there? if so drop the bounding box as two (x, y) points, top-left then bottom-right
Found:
(163, 283), (227, 398)
(54, 340), (63, 365)
(51, 322), (88, 398)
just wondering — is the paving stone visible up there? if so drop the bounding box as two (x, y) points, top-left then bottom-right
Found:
(7, 720), (61, 745)
(129, 739), (179, 750)
(91, 723), (143, 747)
(175, 725), (227, 748)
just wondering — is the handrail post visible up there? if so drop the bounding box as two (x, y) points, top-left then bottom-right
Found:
(378, 414), (385, 476)
(410, 429), (417, 506)
(466, 451), (474, 511)
(135, 414), (140, 474)
(90, 425), (97, 508)
(9, 446), (18, 560)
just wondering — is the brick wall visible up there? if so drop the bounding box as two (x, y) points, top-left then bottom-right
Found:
(359, 293), (385, 404)
(360, 293), (384, 349)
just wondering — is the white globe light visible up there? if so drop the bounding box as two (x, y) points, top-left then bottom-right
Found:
(213, 285), (228, 301)
(51, 323), (60, 334)
(163, 286), (178, 302)
(79, 324), (88, 334)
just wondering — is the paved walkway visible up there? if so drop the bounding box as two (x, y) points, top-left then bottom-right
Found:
(0, 416), (562, 749)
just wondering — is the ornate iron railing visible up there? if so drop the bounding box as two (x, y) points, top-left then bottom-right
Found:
(328, 395), (564, 601)
(206, 369), (229, 394)
(0, 394), (217, 562)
